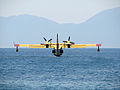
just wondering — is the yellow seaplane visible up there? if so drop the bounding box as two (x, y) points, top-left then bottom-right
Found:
(14, 34), (101, 56)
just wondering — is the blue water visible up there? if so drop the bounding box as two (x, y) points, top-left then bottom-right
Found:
(0, 48), (120, 90)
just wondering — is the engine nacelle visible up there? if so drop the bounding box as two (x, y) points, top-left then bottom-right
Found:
(67, 44), (71, 48)
(46, 44), (49, 48)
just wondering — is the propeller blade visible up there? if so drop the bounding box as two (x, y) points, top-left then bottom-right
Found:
(68, 36), (70, 41)
(43, 37), (47, 41)
(63, 41), (67, 43)
(48, 39), (52, 42)
(70, 42), (75, 44)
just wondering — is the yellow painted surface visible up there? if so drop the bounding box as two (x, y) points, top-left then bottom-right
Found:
(45, 41), (49, 44)
(86, 44), (96, 46)
(18, 43), (97, 48)
(29, 44), (45, 48)
(70, 44), (97, 48)
(19, 44), (45, 48)
(71, 44), (87, 48)
(19, 44), (29, 47)
(60, 44), (67, 48)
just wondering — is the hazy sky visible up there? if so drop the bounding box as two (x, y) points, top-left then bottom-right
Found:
(0, 0), (120, 24)
(0, 0), (120, 48)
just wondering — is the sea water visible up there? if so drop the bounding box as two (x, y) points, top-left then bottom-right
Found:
(0, 48), (120, 89)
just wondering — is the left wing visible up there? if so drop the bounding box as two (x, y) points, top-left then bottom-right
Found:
(59, 44), (101, 48)
(70, 44), (101, 48)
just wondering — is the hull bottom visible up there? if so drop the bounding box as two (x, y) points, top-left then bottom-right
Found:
(52, 49), (63, 57)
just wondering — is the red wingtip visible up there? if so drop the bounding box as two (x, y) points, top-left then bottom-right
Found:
(96, 44), (102, 46)
(14, 43), (19, 47)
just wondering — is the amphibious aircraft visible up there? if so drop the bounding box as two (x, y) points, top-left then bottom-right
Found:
(14, 34), (101, 56)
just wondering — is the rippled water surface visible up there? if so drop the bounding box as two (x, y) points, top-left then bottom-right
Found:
(0, 48), (120, 89)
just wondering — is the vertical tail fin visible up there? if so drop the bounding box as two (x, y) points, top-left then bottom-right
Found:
(57, 33), (59, 50)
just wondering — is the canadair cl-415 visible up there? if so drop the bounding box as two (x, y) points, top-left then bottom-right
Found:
(14, 34), (101, 56)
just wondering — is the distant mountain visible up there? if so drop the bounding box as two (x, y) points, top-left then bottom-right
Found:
(0, 7), (120, 48)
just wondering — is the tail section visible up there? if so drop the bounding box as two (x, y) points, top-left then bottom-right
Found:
(57, 33), (59, 50)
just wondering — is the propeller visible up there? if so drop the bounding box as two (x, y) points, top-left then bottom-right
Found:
(43, 37), (52, 42)
(70, 42), (75, 44)
(63, 36), (75, 44)
(63, 41), (67, 43)
(43, 37), (52, 48)
(48, 39), (52, 42)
